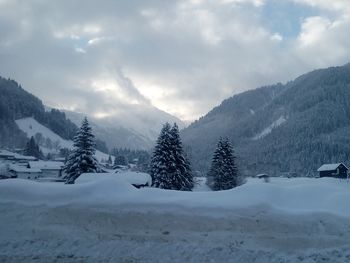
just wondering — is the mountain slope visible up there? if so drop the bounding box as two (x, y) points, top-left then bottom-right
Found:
(15, 117), (112, 162)
(0, 77), (77, 149)
(64, 105), (185, 151)
(0, 76), (183, 152)
(182, 63), (350, 176)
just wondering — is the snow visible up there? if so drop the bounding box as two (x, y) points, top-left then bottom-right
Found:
(0, 177), (349, 217)
(253, 116), (286, 140)
(76, 171), (152, 186)
(9, 164), (41, 173)
(1, 177), (350, 262)
(15, 117), (73, 149)
(192, 177), (211, 191)
(15, 117), (113, 162)
(250, 108), (255, 115)
(0, 149), (36, 161)
(29, 161), (64, 170)
(0, 149), (17, 157)
(317, 163), (347, 171)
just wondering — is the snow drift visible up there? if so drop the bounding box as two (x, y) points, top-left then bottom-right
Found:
(0, 177), (349, 218)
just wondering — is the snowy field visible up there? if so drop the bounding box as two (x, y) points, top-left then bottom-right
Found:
(1, 177), (350, 262)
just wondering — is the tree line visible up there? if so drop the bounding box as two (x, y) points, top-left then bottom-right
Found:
(64, 118), (241, 191)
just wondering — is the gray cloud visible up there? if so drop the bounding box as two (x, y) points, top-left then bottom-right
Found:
(0, 0), (350, 121)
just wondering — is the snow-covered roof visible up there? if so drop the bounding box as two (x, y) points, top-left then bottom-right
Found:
(317, 163), (348, 172)
(13, 154), (37, 161)
(9, 164), (42, 173)
(0, 150), (15, 157)
(29, 161), (64, 170)
(0, 150), (36, 161)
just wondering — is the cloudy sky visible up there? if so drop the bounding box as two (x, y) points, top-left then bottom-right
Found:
(1, 0), (350, 121)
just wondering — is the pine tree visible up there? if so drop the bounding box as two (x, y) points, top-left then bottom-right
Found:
(24, 136), (43, 159)
(150, 123), (174, 189)
(169, 123), (194, 190)
(114, 155), (128, 166)
(107, 155), (113, 165)
(207, 137), (239, 190)
(150, 122), (193, 191)
(64, 117), (98, 184)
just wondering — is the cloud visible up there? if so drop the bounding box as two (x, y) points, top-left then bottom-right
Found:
(0, 0), (349, 121)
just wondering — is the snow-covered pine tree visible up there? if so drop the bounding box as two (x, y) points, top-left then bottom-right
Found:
(169, 123), (194, 191)
(207, 137), (239, 190)
(150, 123), (194, 191)
(24, 136), (43, 159)
(150, 122), (174, 189)
(107, 155), (113, 165)
(64, 117), (99, 184)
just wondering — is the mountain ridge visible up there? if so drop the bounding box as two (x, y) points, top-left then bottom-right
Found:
(0, 76), (184, 152)
(182, 63), (350, 176)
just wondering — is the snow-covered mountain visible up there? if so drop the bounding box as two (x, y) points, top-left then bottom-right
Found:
(64, 105), (185, 151)
(182, 63), (350, 176)
(0, 75), (184, 152)
(15, 117), (112, 162)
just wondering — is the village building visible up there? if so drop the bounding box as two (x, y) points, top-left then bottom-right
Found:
(28, 161), (64, 178)
(0, 149), (37, 164)
(9, 164), (42, 180)
(317, 163), (349, 179)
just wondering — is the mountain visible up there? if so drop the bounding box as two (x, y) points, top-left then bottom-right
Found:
(181, 63), (350, 176)
(0, 76), (184, 153)
(0, 77), (77, 149)
(15, 117), (112, 162)
(64, 105), (185, 151)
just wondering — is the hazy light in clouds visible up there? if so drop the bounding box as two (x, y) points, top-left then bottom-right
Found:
(0, 0), (349, 122)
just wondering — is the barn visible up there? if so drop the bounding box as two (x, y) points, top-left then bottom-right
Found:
(317, 163), (349, 179)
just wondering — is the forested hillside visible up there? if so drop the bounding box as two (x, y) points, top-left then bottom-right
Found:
(182, 63), (350, 176)
(0, 77), (77, 148)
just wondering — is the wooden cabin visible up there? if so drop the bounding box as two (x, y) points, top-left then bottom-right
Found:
(317, 163), (348, 179)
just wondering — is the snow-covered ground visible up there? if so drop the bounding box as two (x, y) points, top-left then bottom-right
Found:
(253, 116), (286, 140)
(193, 176), (211, 192)
(1, 177), (350, 262)
(15, 117), (113, 162)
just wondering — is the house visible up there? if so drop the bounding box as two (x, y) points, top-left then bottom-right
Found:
(28, 161), (64, 178)
(9, 164), (42, 180)
(0, 149), (37, 164)
(317, 163), (349, 179)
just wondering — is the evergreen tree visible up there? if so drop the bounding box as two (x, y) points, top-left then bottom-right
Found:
(24, 136), (43, 159)
(150, 123), (174, 189)
(64, 117), (98, 184)
(107, 155), (113, 165)
(207, 137), (239, 190)
(169, 123), (194, 190)
(114, 155), (128, 166)
(150, 122), (193, 191)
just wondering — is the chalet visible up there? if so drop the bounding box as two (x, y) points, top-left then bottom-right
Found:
(0, 149), (37, 164)
(9, 164), (42, 180)
(317, 163), (349, 179)
(28, 161), (64, 178)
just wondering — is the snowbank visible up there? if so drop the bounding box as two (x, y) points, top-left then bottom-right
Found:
(76, 172), (152, 186)
(0, 177), (350, 217)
